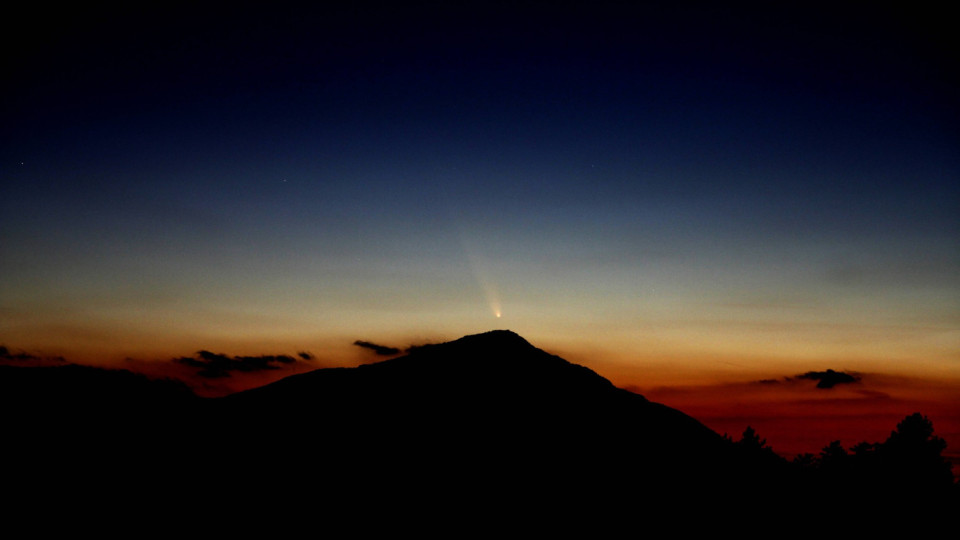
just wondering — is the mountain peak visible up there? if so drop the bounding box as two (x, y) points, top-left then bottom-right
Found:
(408, 329), (534, 356)
(231, 329), (612, 405)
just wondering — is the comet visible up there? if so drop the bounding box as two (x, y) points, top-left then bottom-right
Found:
(480, 280), (502, 319)
(444, 194), (506, 320)
(456, 229), (504, 319)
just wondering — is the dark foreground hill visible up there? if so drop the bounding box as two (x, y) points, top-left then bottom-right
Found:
(217, 330), (761, 494)
(4, 330), (956, 527)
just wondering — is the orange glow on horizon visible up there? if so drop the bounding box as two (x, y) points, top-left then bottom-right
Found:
(638, 374), (960, 468)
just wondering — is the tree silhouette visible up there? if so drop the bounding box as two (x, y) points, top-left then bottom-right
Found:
(785, 413), (956, 501)
(880, 413), (954, 492)
(850, 441), (880, 457)
(819, 441), (850, 476)
(812, 439), (851, 488)
(819, 440), (848, 467)
(737, 426), (767, 451)
(792, 452), (817, 469)
(736, 425), (784, 466)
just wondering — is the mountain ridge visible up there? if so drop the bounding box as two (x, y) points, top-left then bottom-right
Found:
(227, 329), (626, 406)
(213, 329), (741, 493)
(5, 329), (956, 522)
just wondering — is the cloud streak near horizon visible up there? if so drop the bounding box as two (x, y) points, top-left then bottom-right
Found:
(0, 345), (66, 365)
(353, 340), (401, 356)
(794, 370), (861, 389)
(175, 350), (312, 379)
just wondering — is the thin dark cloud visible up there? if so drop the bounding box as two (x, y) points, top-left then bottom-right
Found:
(0, 345), (39, 362)
(0, 345), (66, 364)
(353, 340), (401, 356)
(176, 350), (305, 378)
(794, 369), (861, 389)
(749, 369), (862, 389)
(852, 388), (892, 400)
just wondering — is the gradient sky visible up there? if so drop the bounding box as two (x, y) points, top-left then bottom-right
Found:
(2, 3), (958, 454)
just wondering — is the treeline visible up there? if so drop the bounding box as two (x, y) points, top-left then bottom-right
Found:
(735, 413), (958, 500)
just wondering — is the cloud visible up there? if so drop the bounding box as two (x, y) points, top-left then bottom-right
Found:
(176, 350), (307, 378)
(353, 340), (401, 356)
(0, 345), (39, 362)
(853, 389), (892, 400)
(747, 369), (862, 389)
(794, 369), (861, 389)
(0, 345), (66, 365)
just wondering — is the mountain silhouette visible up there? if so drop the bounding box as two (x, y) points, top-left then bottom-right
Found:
(6, 330), (952, 527)
(205, 330), (786, 502)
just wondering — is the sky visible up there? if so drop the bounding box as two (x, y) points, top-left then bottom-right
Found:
(2, 2), (958, 457)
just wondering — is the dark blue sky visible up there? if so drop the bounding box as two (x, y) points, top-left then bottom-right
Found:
(2, 2), (958, 382)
